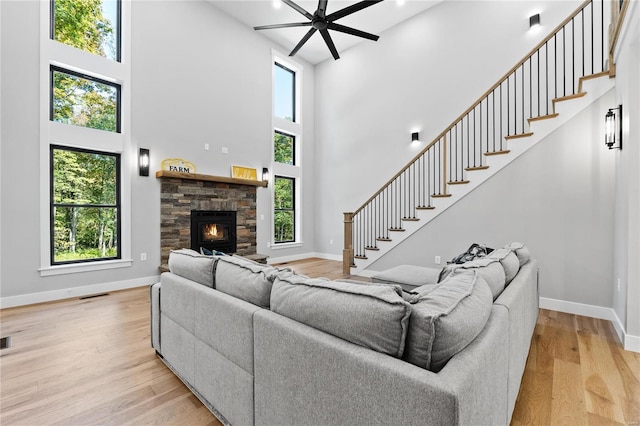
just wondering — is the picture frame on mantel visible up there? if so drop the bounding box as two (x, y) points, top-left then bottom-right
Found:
(231, 166), (257, 181)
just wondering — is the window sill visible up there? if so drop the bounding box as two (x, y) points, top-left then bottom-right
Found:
(39, 259), (133, 277)
(270, 242), (303, 250)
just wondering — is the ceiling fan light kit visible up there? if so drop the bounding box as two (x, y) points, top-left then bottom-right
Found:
(254, 0), (384, 60)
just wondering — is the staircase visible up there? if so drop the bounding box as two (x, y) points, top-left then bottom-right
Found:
(343, 0), (617, 275)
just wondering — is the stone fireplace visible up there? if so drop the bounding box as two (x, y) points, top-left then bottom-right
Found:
(157, 171), (265, 267)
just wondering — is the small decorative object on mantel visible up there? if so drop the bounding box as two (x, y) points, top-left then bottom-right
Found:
(231, 166), (258, 181)
(161, 158), (196, 174)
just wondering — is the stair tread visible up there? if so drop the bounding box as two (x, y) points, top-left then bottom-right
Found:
(505, 132), (534, 140)
(354, 255), (368, 260)
(553, 92), (587, 103)
(528, 113), (559, 123)
(388, 228), (406, 232)
(448, 180), (470, 185)
(365, 246), (380, 251)
(432, 193), (452, 198)
(416, 206), (435, 210)
(401, 217), (420, 221)
(465, 165), (489, 171)
(485, 150), (511, 156)
(376, 237), (392, 242)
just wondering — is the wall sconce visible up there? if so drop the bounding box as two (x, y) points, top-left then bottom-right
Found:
(139, 148), (150, 176)
(411, 132), (420, 143)
(605, 105), (622, 150)
(262, 167), (270, 186)
(529, 13), (541, 29)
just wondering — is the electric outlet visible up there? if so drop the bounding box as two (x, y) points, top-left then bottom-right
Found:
(204, 143), (209, 151)
(617, 278), (621, 291)
(435, 255), (441, 265)
(140, 253), (147, 261)
(260, 214), (264, 220)
(221, 147), (229, 154)
(330, 239), (334, 245)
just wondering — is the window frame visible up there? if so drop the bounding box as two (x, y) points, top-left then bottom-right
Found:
(273, 175), (296, 244)
(49, 145), (122, 265)
(274, 130), (296, 166)
(50, 0), (122, 62)
(274, 62), (296, 123)
(271, 54), (303, 248)
(49, 65), (122, 133)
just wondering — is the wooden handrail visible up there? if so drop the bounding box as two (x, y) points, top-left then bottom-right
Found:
(609, 0), (630, 74)
(352, 0), (594, 217)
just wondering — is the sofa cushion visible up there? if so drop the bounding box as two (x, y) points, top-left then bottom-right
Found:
(488, 248), (520, 284)
(214, 255), (279, 309)
(504, 241), (531, 267)
(438, 258), (506, 300)
(371, 264), (441, 292)
(168, 249), (216, 288)
(404, 269), (493, 372)
(270, 277), (412, 358)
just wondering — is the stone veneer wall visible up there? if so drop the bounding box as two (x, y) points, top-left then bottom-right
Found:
(159, 177), (257, 266)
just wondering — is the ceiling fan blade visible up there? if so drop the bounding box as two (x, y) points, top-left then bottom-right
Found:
(320, 28), (340, 60)
(326, 0), (384, 22)
(327, 22), (379, 41)
(318, 0), (328, 14)
(289, 28), (318, 57)
(254, 22), (312, 31)
(282, 0), (314, 20)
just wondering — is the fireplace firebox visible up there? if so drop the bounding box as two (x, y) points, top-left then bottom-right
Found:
(190, 210), (237, 254)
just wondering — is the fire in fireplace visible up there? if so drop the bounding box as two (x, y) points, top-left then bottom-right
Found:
(190, 210), (237, 254)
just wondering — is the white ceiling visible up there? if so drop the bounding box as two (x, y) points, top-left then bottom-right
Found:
(209, 0), (443, 64)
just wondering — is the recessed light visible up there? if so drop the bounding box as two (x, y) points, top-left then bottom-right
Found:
(273, 0), (282, 9)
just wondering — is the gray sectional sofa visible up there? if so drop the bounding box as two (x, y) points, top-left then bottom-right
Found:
(150, 242), (538, 426)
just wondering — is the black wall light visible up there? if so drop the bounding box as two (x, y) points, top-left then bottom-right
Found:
(139, 148), (150, 176)
(411, 132), (420, 143)
(262, 167), (270, 186)
(529, 13), (541, 28)
(605, 105), (622, 150)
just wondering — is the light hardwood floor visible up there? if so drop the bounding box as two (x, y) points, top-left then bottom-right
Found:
(0, 258), (638, 425)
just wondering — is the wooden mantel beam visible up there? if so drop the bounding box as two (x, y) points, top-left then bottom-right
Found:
(155, 170), (268, 187)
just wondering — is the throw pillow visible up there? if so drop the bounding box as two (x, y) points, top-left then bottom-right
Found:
(271, 277), (412, 358)
(403, 269), (493, 372)
(447, 243), (494, 264)
(214, 255), (279, 308)
(168, 248), (217, 288)
(487, 248), (520, 284)
(503, 241), (531, 267)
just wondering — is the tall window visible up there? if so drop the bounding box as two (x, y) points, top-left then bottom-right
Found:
(51, 0), (121, 62)
(50, 146), (121, 264)
(272, 57), (302, 245)
(50, 66), (121, 133)
(274, 131), (295, 165)
(41, 0), (129, 274)
(274, 176), (295, 243)
(274, 63), (295, 122)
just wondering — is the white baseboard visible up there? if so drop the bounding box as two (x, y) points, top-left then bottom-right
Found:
(539, 296), (639, 353)
(267, 252), (341, 265)
(0, 275), (160, 309)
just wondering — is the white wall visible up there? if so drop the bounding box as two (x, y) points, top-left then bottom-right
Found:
(0, 1), (315, 306)
(368, 90), (617, 308)
(313, 0), (581, 257)
(611, 2), (640, 347)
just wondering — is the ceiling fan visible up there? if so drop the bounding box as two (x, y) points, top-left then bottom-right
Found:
(254, 0), (384, 60)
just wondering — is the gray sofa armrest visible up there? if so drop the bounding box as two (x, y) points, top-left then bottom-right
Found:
(254, 305), (509, 426)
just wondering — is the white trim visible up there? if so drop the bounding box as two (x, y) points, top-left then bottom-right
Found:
(0, 275), (159, 309)
(540, 296), (639, 353)
(39, 259), (133, 277)
(267, 251), (341, 265)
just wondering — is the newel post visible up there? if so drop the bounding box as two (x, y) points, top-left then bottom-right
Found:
(343, 212), (354, 275)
